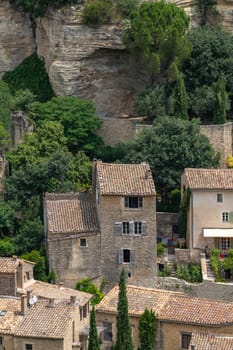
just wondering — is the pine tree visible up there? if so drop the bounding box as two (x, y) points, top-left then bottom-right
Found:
(213, 75), (228, 124)
(115, 268), (134, 350)
(88, 306), (100, 350)
(138, 308), (157, 350)
(173, 72), (189, 119)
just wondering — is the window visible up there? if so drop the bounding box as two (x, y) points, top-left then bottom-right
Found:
(79, 306), (83, 321)
(217, 193), (223, 202)
(103, 322), (112, 341)
(0, 337), (2, 345)
(125, 196), (143, 209)
(123, 249), (131, 263)
(134, 222), (142, 234)
(0, 310), (7, 316)
(25, 345), (33, 350)
(222, 212), (229, 222)
(181, 333), (191, 349)
(220, 237), (231, 250)
(80, 238), (87, 247)
(122, 222), (130, 234)
(83, 304), (87, 318)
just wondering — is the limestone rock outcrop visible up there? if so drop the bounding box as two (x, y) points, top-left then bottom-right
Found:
(0, 1), (35, 78)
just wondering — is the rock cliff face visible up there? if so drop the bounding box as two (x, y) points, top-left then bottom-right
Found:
(0, 1), (35, 78)
(1, 0), (233, 118)
(35, 6), (149, 117)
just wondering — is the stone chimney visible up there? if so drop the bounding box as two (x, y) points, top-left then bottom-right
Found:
(21, 295), (27, 315)
(48, 298), (55, 307)
(27, 290), (31, 304)
(70, 295), (77, 306)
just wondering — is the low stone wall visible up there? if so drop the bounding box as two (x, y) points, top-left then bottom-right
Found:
(175, 248), (191, 263)
(98, 117), (136, 146)
(156, 212), (179, 238)
(157, 277), (233, 302)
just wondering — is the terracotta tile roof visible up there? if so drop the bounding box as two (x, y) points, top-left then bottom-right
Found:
(97, 285), (233, 326)
(183, 168), (233, 190)
(96, 161), (156, 196)
(96, 285), (183, 316)
(15, 300), (74, 339)
(189, 332), (233, 350)
(45, 193), (99, 234)
(0, 297), (22, 334)
(25, 280), (92, 306)
(0, 257), (20, 273)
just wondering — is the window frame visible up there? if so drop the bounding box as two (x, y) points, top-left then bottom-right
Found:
(134, 221), (142, 234)
(122, 222), (130, 234)
(25, 345), (33, 350)
(222, 211), (229, 222)
(220, 237), (231, 250)
(217, 193), (223, 203)
(80, 238), (87, 247)
(124, 196), (143, 209)
(181, 333), (192, 349)
(123, 249), (131, 263)
(103, 322), (113, 342)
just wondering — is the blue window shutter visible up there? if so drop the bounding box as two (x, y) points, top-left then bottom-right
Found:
(118, 250), (123, 264)
(142, 221), (147, 235)
(114, 222), (122, 235)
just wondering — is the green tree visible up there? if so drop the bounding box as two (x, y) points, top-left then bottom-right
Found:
(213, 75), (229, 124)
(123, 2), (191, 78)
(88, 307), (100, 350)
(121, 116), (219, 206)
(21, 250), (47, 281)
(172, 72), (189, 119)
(138, 308), (157, 350)
(29, 96), (103, 155)
(0, 124), (11, 150)
(16, 0), (80, 17)
(0, 238), (16, 257)
(76, 277), (104, 305)
(115, 268), (134, 350)
(0, 81), (13, 130)
(0, 200), (16, 238)
(82, 0), (112, 25)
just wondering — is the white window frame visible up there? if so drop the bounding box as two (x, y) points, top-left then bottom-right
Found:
(134, 222), (142, 234)
(122, 222), (130, 234)
(220, 237), (231, 250)
(222, 212), (229, 222)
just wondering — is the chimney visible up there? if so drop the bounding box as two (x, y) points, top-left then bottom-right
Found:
(58, 282), (64, 289)
(145, 169), (151, 179)
(48, 298), (55, 307)
(21, 295), (27, 315)
(70, 296), (76, 306)
(27, 290), (32, 304)
(12, 255), (18, 261)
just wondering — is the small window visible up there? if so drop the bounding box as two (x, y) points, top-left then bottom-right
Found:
(125, 196), (143, 209)
(0, 310), (7, 316)
(134, 222), (142, 234)
(79, 306), (83, 321)
(123, 249), (131, 263)
(25, 345), (33, 350)
(103, 322), (112, 341)
(220, 237), (231, 250)
(217, 193), (223, 203)
(80, 238), (87, 247)
(83, 304), (87, 318)
(181, 333), (191, 349)
(122, 222), (130, 234)
(26, 271), (30, 280)
(0, 337), (2, 345)
(222, 212), (229, 222)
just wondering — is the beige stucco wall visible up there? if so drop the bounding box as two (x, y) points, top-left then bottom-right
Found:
(14, 337), (63, 350)
(98, 194), (157, 290)
(188, 190), (233, 259)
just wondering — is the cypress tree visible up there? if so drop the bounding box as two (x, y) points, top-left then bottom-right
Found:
(138, 308), (157, 350)
(213, 75), (228, 124)
(115, 268), (134, 350)
(173, 72), (189, 120)
(88, 306), (100, 350)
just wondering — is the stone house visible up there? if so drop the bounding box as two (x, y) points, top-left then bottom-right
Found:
(44, 161), (157, 290)
(0, 256), (35, 296)
(181, 168), (233, 262)
(96, 284), (233, 350)
(0, 293), (91, 350)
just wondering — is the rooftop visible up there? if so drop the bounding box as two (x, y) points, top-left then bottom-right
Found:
(189, 332), (233, 350)
(25, 280), (92, 305)
(183, 168), (233, 190)
(15, 299), (74, 339)
(0, 297), (22, 335)
(97, 285), (233, 326)
(45, 192), (99, 234)
(95, 161), (156, 196)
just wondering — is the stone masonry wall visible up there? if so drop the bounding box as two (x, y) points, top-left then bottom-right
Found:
(98, 195), (157, 290)
(0, 272), (16, 296)
(48, 233), (101, 289)
(157, 212), (179, 238)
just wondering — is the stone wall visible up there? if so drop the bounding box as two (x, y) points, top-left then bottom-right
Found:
(157, 212), (179, 238)
(0, 272), (16, 296)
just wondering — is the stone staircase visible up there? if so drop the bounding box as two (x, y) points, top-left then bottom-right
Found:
(205, 259), (215, 281)
(167, 255), (177, 277)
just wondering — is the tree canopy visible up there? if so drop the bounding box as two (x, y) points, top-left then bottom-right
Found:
(138, 309), (157, 350)
(121, 116), (219, 205)
(124, 1), (191, 78)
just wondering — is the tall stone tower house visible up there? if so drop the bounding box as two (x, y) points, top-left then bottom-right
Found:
(44, 161), (157, 290)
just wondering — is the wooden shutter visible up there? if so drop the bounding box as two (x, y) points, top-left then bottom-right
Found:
(131, 250), (135, 264)
(118, 250), (123, 264)
(114, 222), (122, 235)
(229, 212), (233, 223)
(129, 221), (134, 234)
(142, 221), (147, 235)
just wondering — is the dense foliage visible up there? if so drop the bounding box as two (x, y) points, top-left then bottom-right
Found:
(124, 2), (191, 78)
(3, 54), (54, 102)
(76, 277), (104, 305)
(120, 116), (219, 206)
(138, 309), (157, 350)
(15, 0), (79, 17)
(114, 268), (134, 350)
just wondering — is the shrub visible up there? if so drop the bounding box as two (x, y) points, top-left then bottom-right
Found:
(82, 0), (112, 25)
(176, 263), (202, 283)
(157, 242), (165, 257)
(116, 0), (139, 17)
